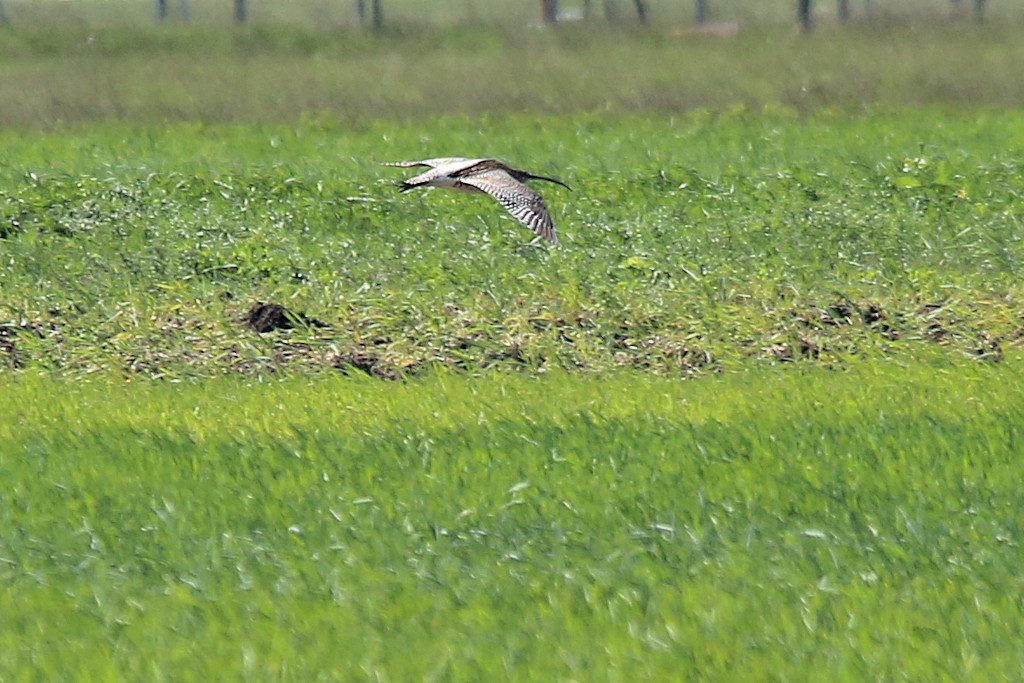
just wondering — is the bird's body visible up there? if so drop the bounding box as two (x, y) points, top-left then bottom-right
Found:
(386, 157), (570, 244)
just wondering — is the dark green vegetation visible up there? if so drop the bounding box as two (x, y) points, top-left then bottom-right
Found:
(3, 360), (1024, 678)
(3, 111), (1023, 378)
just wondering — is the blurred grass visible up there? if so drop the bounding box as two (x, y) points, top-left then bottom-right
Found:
(2, 357), (1024, 679)
(4, 0), (1022, 28)
(0, 20), (1023, 126)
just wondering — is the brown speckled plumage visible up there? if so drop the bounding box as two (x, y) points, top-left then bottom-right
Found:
(386, 157), (570, 244)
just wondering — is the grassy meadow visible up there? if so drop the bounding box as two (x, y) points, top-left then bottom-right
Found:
(2, 20), (1024, 126)
(3, 7), (1024, 679)
(4, 359), (1024, 679)
(3, 110), (1024, 378)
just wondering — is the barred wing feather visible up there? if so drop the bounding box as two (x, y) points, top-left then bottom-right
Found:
(460, 169), (558, 244)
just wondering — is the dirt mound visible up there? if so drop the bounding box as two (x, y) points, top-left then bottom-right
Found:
(0, 327), (20, 368)
(0, 320), (56, 369)
(245, 302), (326, 333)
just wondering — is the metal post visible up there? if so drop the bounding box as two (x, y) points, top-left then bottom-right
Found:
(371, 0), (383, 30)
(179, 0), (190, 21)
(155, 0), (167, 21)
(603, 0), (619, 24)
(798, 0), (812, 31)
(234, 0), (246, 24)
(541, 0), (559, 24)
(837, 0), (849, 22)
(695, 0), (707, 25)
(973, 0), (986, 22)
(633, 0), (647, 23)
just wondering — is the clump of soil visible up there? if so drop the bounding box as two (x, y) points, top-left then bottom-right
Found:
(332, 350), (402, 380)
(0, 327), (20, 368)
(860, 302), (885, 326)
(245, 302), (326, 333)
(973, 331), (1003, 362)
(0, 320), (53, 369)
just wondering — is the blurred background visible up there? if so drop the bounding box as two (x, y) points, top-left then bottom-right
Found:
(0, 0), (1018, 28)
(0, 1), (1021, 126)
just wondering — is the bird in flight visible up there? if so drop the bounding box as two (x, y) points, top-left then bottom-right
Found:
(386, 157), (571, 244)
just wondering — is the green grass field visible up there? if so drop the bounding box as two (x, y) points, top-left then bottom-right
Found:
(3, 110), (1023, 378)
(3, 11), (1024, 680)
(6, 109), (1024, 678)
(3, 358), (1024, 679)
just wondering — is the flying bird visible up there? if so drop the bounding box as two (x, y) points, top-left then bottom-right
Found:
(386, 157), (571, 244)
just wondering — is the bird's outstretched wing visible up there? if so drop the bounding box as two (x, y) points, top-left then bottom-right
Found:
(384, 157), (477, 169)
(459, 169), (558, 244)
(395, 158), (493, 192)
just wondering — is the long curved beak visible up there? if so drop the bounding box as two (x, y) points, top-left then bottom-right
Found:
(526, 173), (573, 192)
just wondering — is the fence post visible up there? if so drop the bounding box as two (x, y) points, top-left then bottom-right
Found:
(371, 0), (383, 30)
(234, 0), (246, 23)
(798, 0), (812, 30)
(603, 0), (619, 23)
(179, 0), (190, 21)
(972, 0), (985, 22)
(541, 0), (559, 23)
(633, 0), (647, 23)
(837, 0), (849, 22)
(695, 0), (707, 25)
(0, 1), (7, 25)
(155, 0), (167, 20)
